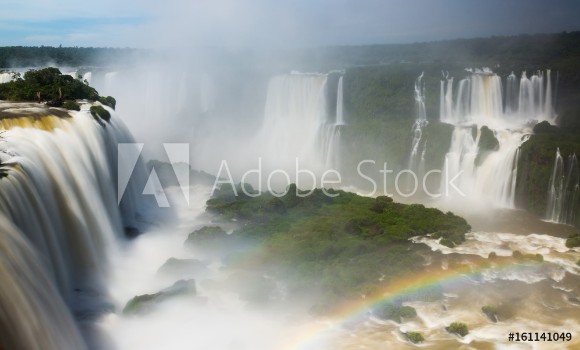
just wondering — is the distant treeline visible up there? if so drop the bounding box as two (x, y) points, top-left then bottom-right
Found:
(294, 31), (580, 71)
(0, 46), (143, 68)
(2, 31), (580, 70)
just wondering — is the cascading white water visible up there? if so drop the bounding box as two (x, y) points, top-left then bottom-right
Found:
(254, 72), (343, 181)
(258, 73), (327, 173)
(438, 68), (553, 206)
(546, 149), (579, 224)
(409, 73), (428, 174)
(321, 75), (345, 169)
(336, 76), (344, 126)
(0, 214), (88, 350)
(0, 105), (148, 349)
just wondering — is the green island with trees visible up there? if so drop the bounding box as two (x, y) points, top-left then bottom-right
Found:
(0, 67), (116, 122)
(197, 183), (470, 311)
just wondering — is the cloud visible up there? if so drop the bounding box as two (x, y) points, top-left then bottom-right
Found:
(2, 0), (580, 47)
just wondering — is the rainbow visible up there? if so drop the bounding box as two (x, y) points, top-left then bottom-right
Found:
(280, 258), (544, 350)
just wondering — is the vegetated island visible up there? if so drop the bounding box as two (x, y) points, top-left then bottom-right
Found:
(0, 67), (115, 122)
(195, 183), (471, 312)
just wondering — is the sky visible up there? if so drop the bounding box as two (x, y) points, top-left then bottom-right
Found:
(1, 0), (580, 48)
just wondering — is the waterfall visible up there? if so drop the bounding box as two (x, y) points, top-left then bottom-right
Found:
(505, 72), (518, 115)
(336, 76), (344, 126)
(322, 75), (345, 169)
(0, 215), (88, 350)
(0, 105), (147, 349)
(439, 69), (555, 124)
(409, 73), (428, 174)
(255, 72), (343, 179)
(546, 149), (579, 224)
(436, 68), (553, 207)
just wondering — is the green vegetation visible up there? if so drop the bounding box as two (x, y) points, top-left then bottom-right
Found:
(62, 100), (80, 111)
(123, 279), (196, 315)
(89, 105), (111, 122)
(98, 95), (116, 109)
(374, 303), (417, 323)
(0, 46), (139, 68)
(446, 322), (469, 337)
(205, 184), (470, 310)
(0, 67), (117, 123)
(0, 67), (99, 102)
(566, 234), (580, 248)
(481, 305), (498, 322)
(405, 332), (425, 344)
(512, 250), (544, 262)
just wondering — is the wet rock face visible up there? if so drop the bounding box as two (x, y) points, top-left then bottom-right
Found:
(157, 258), (208, 279)
(122, 279), (197, 315)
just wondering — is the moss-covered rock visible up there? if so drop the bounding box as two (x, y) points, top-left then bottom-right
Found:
(62, 100), (80, 111)
(481, 305), (498, 322)
(446, 322), (469, 337)
(533, 121), (560, 134)
(157, 258), (208, 278)
(374, 304), (417, 323)
(475, 125), (500, 166)
(566, 234), (580, 248)
(512, 250), (544, 262)
(405, 332), (425, 344)
(90, 105), (111, 122)
(98, 95), (116, 109)
(122, 279), (197, 315)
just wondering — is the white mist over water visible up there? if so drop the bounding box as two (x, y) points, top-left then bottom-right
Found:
(99, 185), (302, 350)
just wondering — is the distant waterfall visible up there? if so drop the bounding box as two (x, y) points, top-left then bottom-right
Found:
(546, 149), (579, 224)
(257, 72), (343, 177)
(0, 106), (147, 349)
(440, 69), (555, 125)
(322, 75), (345, 169)
(336, 76), (344, 126)
(409, 73), (428, 174)
(437, 68), (545, 207)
